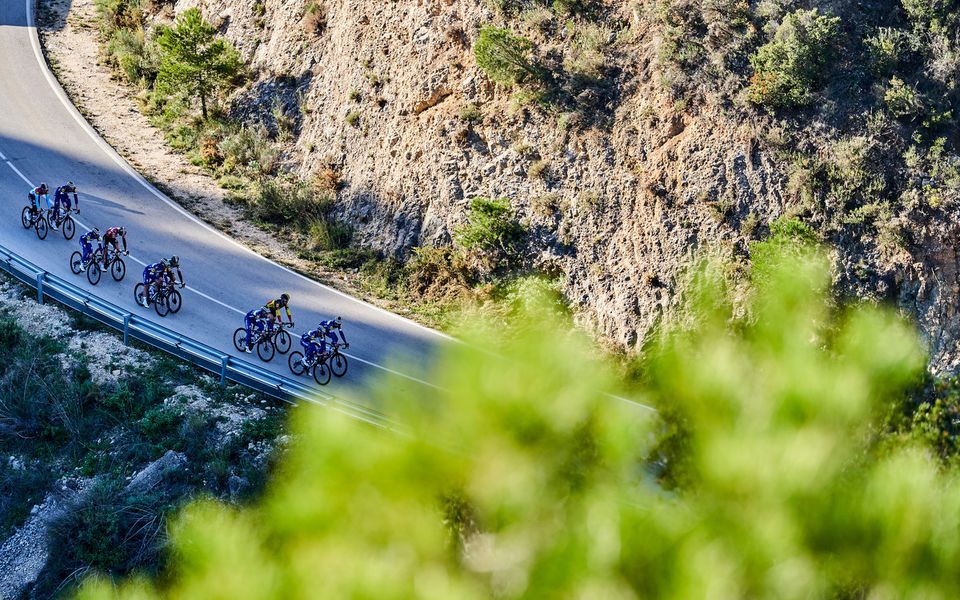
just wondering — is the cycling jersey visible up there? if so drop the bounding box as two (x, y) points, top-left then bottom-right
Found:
(244, 308), (270, 348)
(28, 186), (50, 212)
(265, 298), (292, 323)
(80, 231), (102, 263)
(103, 228), (127, 253)
(300, 328), (324, 361)
(54, 185), (77, 211)
(319, 319), (347, 348)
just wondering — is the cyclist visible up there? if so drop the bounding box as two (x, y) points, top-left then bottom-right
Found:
(51, 182), (78, 229)
(298, 325), (324, 367)
(102, 226), (128, 268)
(78, 228), (102, 271)
(27, 183), (49, 219)
(139, 256), (183, 307)
(318, 316), (349, 355)
(263, 293), (294, 333)
(243, 307), (270, 353)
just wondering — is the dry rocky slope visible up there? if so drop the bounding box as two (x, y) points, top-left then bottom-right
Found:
(44, 0), (960, 369)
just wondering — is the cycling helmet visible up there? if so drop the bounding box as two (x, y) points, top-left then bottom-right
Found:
(39, 183), (48, 193)
(280, 293), (290, 304)
(169, 255), (179, 267)
(161, 258), (169, 267)
(118, 226), (126, 236)
(67, 181), (76, 191)
(92, 227), (100, 235)
(334, 316), (342, 328)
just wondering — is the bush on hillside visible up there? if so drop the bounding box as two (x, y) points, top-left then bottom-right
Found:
(473, 26), (539, 88)
(748, 9), (840, 107)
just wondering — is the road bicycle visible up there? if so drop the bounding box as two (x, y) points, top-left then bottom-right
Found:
(287, 347), (333, 385)
(101, 246), (127, 282)
(233, 326), (278, 363)
(20, 205), (48, 240)
(327, 342), (349, 378)
(45, 206), (76, 240)
(265, 321), (293, 354)
(69, 248), (102, 285)
(134, 279), (183, 317)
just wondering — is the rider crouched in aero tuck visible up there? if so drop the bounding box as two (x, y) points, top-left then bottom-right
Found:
(102, 226), (128, 268)
(78, 228), (101, 271)
(140, 256), (183, 306)
(52, 182), (78, 229)
(27, 183), (49, 217)
(243, 307), (270, 352)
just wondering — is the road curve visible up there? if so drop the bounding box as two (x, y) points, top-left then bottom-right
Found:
(0, 0), (450, 401)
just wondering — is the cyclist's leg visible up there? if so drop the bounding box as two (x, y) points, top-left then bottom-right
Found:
(80, 241), (91, 266)
(140, 269), (152, 304)
(245, 314), (255, 348)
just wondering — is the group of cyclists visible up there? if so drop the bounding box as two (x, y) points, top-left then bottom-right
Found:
(243, 293), (349, 368)
(25, 182), (350, 378)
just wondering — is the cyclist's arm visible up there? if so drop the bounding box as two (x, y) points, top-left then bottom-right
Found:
(174, 267), (184, 285)
(284, 306), (292, 323)
(120, 235), (128, 252)
(337, 329), (347, 345)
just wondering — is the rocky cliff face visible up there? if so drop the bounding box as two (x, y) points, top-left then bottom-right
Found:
(163, 0), (960, 368)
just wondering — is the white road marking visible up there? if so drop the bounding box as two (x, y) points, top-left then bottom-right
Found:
(6, 161), (33, 186)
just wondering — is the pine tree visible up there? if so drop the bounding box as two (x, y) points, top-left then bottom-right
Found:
(157, 8), (241, 120)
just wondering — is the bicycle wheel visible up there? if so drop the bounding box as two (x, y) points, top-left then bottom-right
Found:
(257, 338), (275, 362)
(330, 352), (348, 377)
(134, 283), (146, 307)
(69, 251), (83, 274)
(154, 291), (170, 317)
(274, 329), (291, 354)
(288, 351), (306, 375)
(62, 216), (75, 240)
(312, 361), (332, 385)
(21, 207), (31, 229)
(35, 216), (47, 240)
(233, 328), (248, 352)
(86, 261), (101, 285)
(167, 289), (182, 314)
(111, 257), (125, 281)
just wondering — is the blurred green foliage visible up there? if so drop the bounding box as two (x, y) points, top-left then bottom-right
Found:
(72, 244), (960, 598)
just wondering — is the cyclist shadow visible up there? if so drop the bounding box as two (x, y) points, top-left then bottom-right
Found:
(78, 192), (147, 217)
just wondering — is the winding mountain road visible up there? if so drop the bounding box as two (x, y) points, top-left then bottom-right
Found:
(0, 0), (449, 402)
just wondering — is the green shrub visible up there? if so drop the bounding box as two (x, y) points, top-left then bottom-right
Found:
(345, 110), (361, 127)
(864, 27), (910, 77)
(454, 197), (526, 258)
(308, 218), (353, 251)
(311, 248), (380, 270)
(218, 124), (278, 178)
(94, 0), (143, 33)
(473, 26), (538, 87)
(459, 103), (483, 122)
(748, 9), (840, 108)
(884, 76), (924, 120)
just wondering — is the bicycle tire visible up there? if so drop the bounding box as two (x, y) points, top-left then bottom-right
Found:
(154, 291), (170, 317)
(134, 283), (148, 308)
(168, 289), (182, 314)
(288, 351), (306, 375)
(69, 251), (83, 275)
(257, 338), (275, 362)
(274, 329), (291, 354)
(111, 257), (125, 282)
(233, 328), (248, 352)
(313, 361), (332, 385)
(330, 352), (348, 377)
(86, 261), (101, 285)
(21, 207), (31, 229)
(62, 216), (75, 240)
(35, 216), (47, 240)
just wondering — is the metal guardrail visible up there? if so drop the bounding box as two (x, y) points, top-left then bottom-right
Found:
(0, 244), (401, 431)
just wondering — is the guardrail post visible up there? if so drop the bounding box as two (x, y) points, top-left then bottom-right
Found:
(220, 356), (228, 385)
(36, 273), (45, 304)
(123, 314), (131, 345)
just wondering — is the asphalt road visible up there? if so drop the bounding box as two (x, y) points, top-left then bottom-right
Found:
(0, 0), (450, 402)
